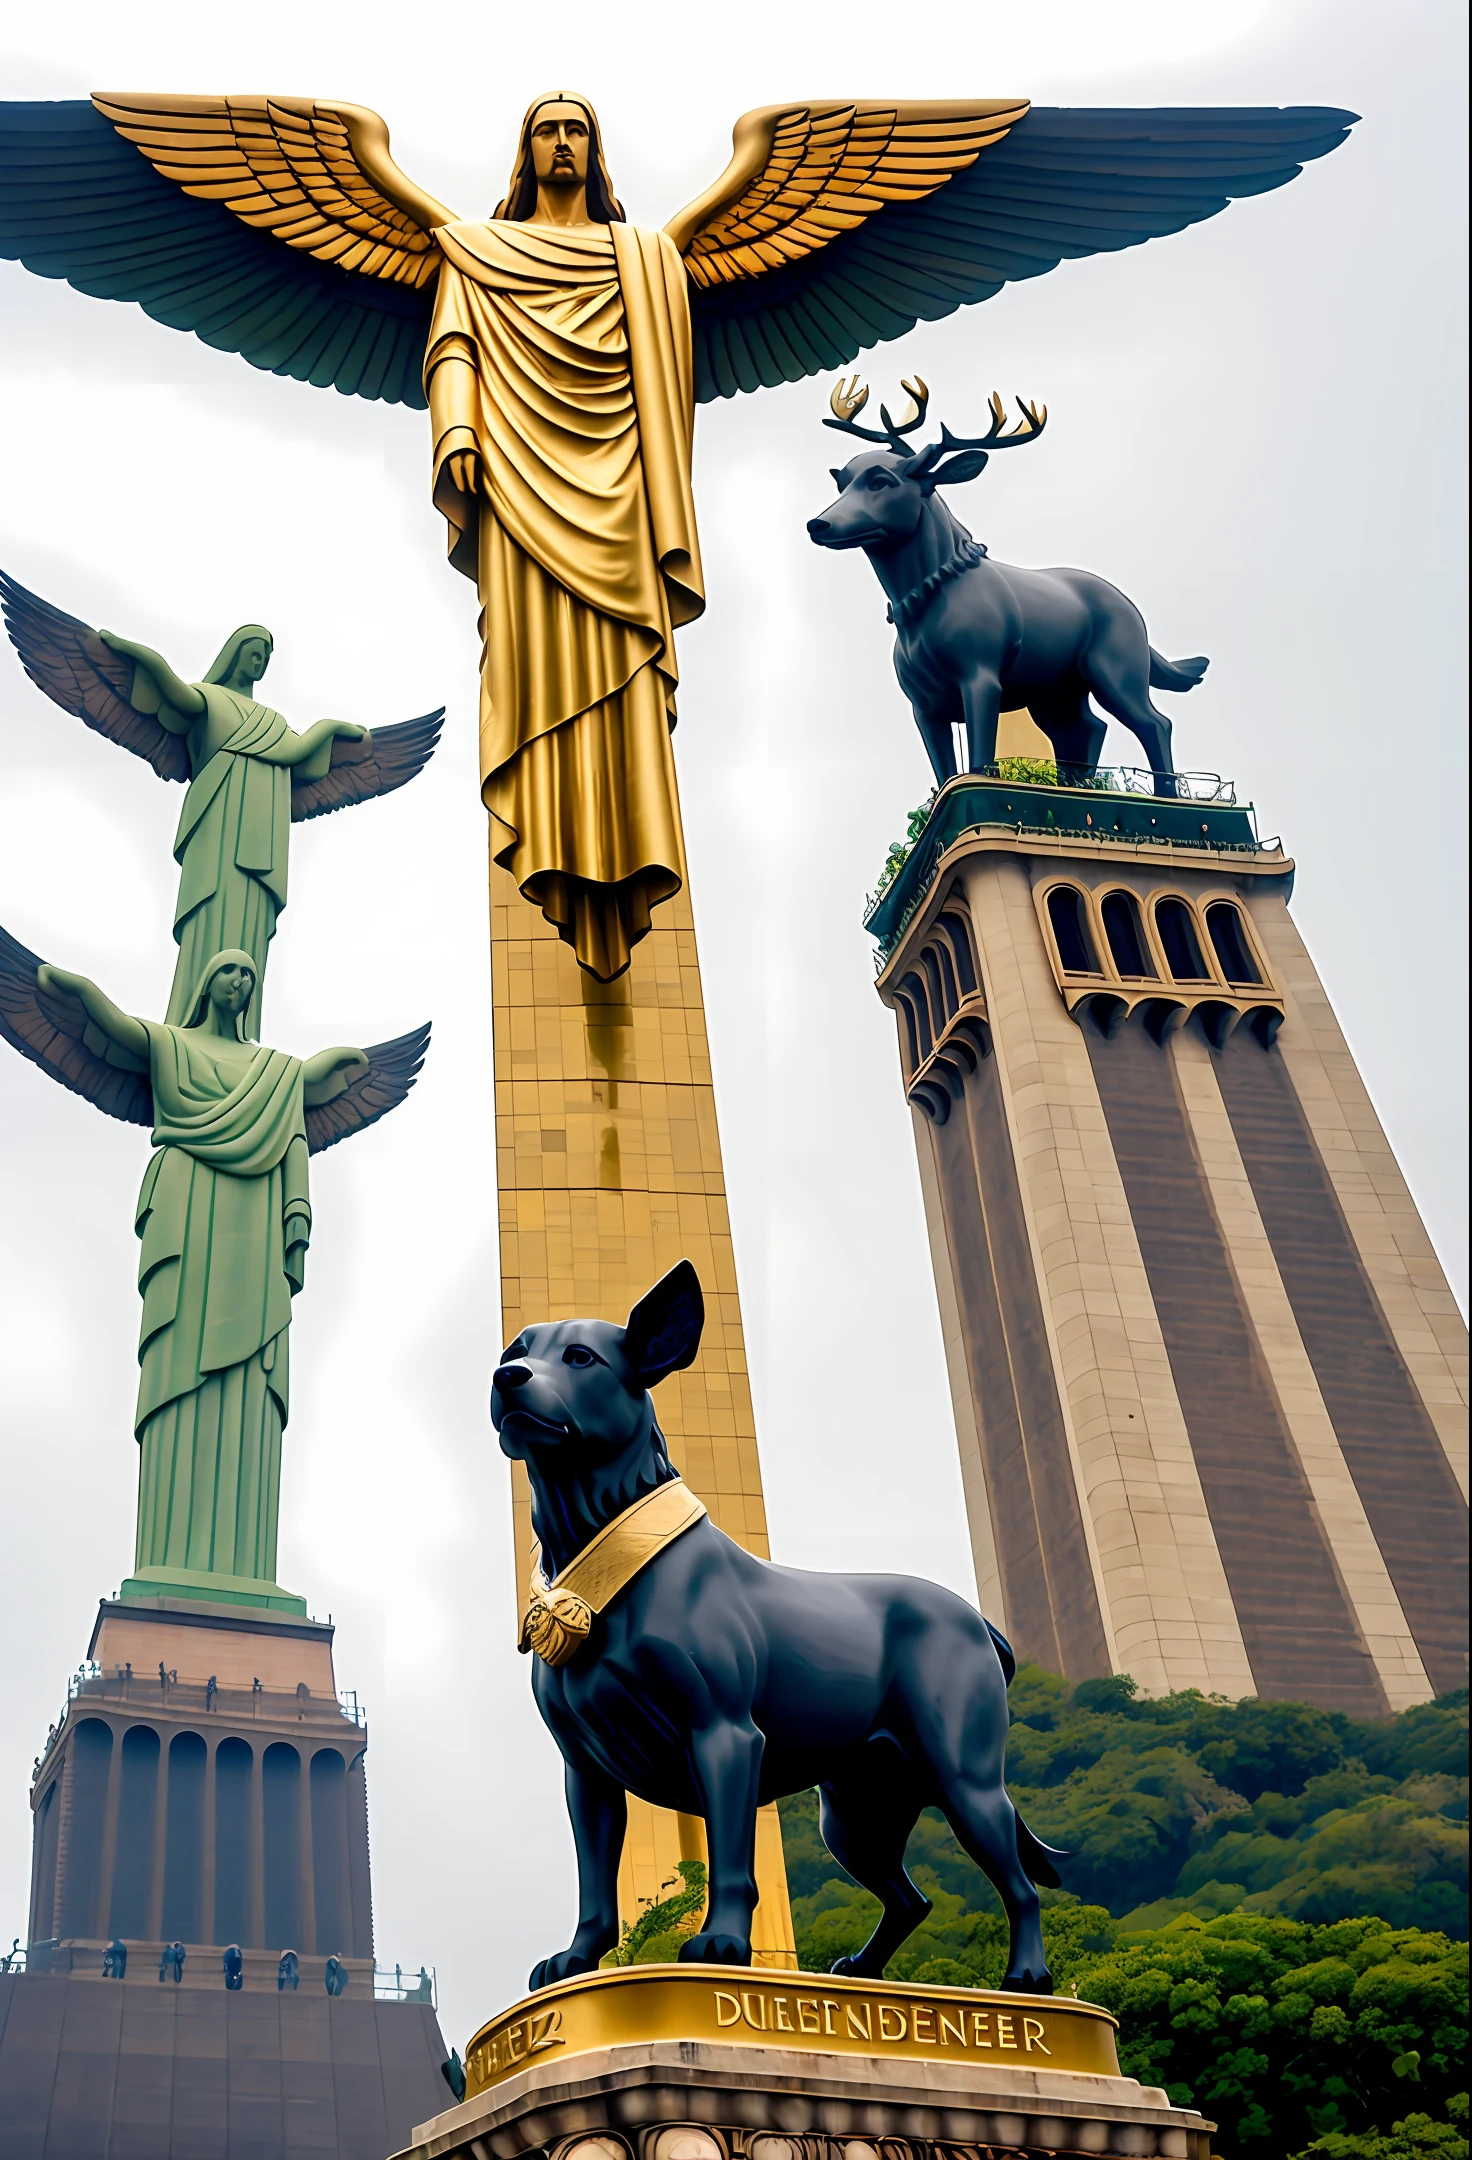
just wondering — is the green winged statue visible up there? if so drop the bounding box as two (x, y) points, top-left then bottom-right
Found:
(0, 929), (429, 1611)
(1, 573), (443, 1039)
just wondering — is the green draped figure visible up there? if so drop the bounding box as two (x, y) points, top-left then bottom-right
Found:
(0, 932), (429, 1611)
(0, 574), (444, 1039)
(107, 626), (356, 1041)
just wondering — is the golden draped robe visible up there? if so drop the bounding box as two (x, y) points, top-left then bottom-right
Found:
(426, 218), (704, 980)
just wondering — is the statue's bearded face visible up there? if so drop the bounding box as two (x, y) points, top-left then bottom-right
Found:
(529, 104), (590, 188)
(208, 965), (254, 1018)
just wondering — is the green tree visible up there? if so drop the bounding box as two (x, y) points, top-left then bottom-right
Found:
(1290, 2088), (1469, 2157)
(1066, 1914), (1467, 2156)
(603, 1859), (707, 1966)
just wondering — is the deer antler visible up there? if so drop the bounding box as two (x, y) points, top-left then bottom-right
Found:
(824, 375), (932, 451)
(936, 392), (1048, 455)
(829, 375), (870, 425)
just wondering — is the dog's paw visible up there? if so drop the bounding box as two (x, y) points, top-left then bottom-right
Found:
(529, 1948), (595, 1990)
(1002, 1966), (1054, 1995)
(678, 1932), (751, 1966)
(829, 1954), (874, 1979)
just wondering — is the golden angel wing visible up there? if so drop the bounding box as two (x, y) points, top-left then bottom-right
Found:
(666, 100), (1030, 289)
(91, 92), (456, 288)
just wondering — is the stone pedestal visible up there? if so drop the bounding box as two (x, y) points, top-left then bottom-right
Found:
(395, 2037), (1214, 2160)
(395, 1970), (1214, 2160)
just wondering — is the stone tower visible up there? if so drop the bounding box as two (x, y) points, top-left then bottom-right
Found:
(868, 761), (1467, 1714)
(4, 1587), (450, 2159)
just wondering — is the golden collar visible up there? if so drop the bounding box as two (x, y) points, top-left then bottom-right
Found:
(518, 1478), (708, 1668)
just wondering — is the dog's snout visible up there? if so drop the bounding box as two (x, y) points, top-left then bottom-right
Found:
(494, 1361), (533, 1392)
(806, 516), (831, 538)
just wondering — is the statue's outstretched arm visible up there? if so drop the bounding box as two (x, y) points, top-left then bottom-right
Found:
(35, 965), (148, 1063)
(289, 708), (444, 823)
(303, 1024), (430, 1155)
(303, 1046), (369, 1104)
(257, 717), (368, 770)
(96, 633), (204, 728)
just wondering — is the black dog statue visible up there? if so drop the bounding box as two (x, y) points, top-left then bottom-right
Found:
(494, 1261), (1063, 1994)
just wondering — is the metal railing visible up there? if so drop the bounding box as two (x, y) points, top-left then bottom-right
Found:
(375, 1962), (437, 2007)
(863, 766), (1254, 959)
(1089, 765), (1236, 803)
(48, 1665), (367, 1737)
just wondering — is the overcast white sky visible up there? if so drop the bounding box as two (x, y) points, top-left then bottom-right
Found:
(0, 0), (1465, 2060)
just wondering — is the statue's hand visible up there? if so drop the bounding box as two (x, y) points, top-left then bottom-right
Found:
(303, 1046), (369, 1105)
(331, 721), (368, 742)
(446, 449), (481, 496)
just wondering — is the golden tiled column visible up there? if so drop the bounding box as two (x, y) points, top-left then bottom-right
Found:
(490, 855), (796, 1968)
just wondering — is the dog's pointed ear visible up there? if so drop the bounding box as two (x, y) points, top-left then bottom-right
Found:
(623, 1261), (704, 1390)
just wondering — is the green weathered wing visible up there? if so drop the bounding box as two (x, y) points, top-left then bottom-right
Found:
(290, 708), (445, 822)
(0, 99), (437, 406)
(304, 1022), (430, 1155)
(0, 569), (190, 782)
(0, 923), (152, 1124)
(683, 105), (1358, 401)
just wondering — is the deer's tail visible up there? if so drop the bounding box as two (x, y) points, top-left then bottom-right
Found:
(1014, 1808), (1068, 1889)
(1149, 648), (1210, 693)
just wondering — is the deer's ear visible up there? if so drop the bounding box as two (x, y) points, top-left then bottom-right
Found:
(830, 468), (850, 489)
(623, 1260), (705, 1389)
(926, 449), (990, 491)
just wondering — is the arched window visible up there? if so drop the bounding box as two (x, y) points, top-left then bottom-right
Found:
(1101, 891), (1155, 978)
(939, 912), (980, 997)
(899, 974), (934, 1061)
(263, 1742), (302, 1951)
(161, 1731), (206, 1943)
(110, 1726), (160, 1939)
(31, 1779), (60, 1947)
(1206, 901), (1263, 984)
(1155, 897), (1211, 980)
(310, 1751), (348, 1955)
(895, 991), (922, 1075)
(214, 1738), (254, 1948)
(1047, 886), (1099, 974)
(58, 1720), (111, 1939)
(921, 945), (954, 1026)
(930, 938), (961, 1020)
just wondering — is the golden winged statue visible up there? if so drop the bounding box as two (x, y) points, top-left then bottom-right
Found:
(0, 92), (1354, 976)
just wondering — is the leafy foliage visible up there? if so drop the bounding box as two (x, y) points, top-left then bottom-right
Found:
(603, 1858), (706, 1967)
(1290, 2087), (1468, 2156)
(778, 1672), (1468, 2154)
(1070, 1913), (1467, 2157)
(993, 755), (1060, 785)
(869, 795), (938, 907)
(781, 1672), (1466, 1942)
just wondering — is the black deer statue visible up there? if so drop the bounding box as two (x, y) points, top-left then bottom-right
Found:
(807, 378), (1207, 796)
